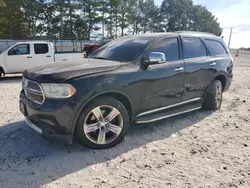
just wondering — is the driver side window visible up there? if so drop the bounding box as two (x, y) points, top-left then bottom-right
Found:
(148, 37), (179, 62)
(8, 44), (30, 56)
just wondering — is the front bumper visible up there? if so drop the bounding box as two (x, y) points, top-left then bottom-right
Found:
(25, 117), (73, 144)
(19, 90), (75, 144)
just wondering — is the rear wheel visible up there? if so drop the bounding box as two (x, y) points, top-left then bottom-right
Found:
(203, 80), (223, 110)
(75, 97), (129, 149)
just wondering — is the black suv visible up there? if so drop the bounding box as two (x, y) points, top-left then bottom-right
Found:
(20, 32), (233, 149)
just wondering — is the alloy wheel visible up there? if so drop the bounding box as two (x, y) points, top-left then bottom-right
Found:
(83, 105), (123, 145)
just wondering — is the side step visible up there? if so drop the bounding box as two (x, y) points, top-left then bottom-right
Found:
(135, 101), (202, 124)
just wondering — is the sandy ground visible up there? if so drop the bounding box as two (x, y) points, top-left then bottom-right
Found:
(0, 57), (250, 188)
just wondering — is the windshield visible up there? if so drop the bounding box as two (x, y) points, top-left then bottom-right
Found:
(89, 37), (154, 62)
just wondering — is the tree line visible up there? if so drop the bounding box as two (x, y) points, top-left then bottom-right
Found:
(0, 0), (223, 40)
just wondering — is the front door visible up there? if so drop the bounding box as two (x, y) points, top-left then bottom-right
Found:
(6, 44), (33, 73)
(140, 37), (185, 112)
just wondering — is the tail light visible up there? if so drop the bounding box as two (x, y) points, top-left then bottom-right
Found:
(83, 51), (87, 58)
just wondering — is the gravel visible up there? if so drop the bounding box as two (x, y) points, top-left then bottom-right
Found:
(0, 57), (250, 188)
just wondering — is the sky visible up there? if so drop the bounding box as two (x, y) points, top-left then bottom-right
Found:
(155, 0), (250, 48)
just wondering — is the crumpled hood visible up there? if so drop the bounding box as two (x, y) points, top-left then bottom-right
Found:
(23, 58), (122, 83)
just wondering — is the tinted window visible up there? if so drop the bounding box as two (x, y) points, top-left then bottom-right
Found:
(8, 44), (30, 55)
(183, 38), (207, 59)
(205, 39), (227, 55)
(89, 37), (154, 62)
(34, 44), (49, 54)
(149, 38), (179, 61)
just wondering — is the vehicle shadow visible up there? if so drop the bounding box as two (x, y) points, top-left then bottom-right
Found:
(0, 75), (22, 83)
(0, 110), (213, 188)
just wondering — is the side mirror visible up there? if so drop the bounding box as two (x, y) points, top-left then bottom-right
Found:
(146, 52), (166, 65)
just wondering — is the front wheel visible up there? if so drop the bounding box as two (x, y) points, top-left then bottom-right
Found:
(203, 80), (223, 110)
(75, 97), (129, 149)
(0, 69), (3, 79)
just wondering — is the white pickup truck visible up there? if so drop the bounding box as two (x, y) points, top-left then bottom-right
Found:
(0, 41), (86, 78)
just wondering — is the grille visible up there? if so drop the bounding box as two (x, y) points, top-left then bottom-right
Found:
(23, 78), (44, 104)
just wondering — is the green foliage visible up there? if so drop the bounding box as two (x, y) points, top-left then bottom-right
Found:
(161, 0), (222, 36)
(0, 0), (29, 39)
(0, 0), (223, 39)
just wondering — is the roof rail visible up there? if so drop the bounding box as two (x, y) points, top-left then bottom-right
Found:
(174, 31), (216, 36)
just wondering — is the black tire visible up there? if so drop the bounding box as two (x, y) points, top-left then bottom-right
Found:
(203, 80), (223, 110)
(75, 96), (129, 149)
(0, 69), (2, 79)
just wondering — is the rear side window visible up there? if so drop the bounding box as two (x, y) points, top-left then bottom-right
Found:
(34, 44), (49, 54)
(205, 39), (227, 55)
(8, 44), (30, 55)
(149, 37), (179, 61)
(183, 37), (207, 59)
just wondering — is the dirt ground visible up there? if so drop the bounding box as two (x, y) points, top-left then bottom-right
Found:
(0, 56), (250, 188)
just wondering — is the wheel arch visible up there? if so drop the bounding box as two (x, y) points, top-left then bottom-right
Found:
(214, 74), (227, 90)
(0, 66), (5, 76)
(71, 90), (134, 135)
(204, 72), (227, 98)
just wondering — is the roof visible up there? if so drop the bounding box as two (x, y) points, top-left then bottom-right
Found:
(120, 31), (220, 39)
(120, 32), (175, 38)
(16, 41), (50, 44)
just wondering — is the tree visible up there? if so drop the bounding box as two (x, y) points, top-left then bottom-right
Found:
(79, 0), (102, 40)
(160, 0), (222, 36)
(36, 2), (60, 39)
(105, 0), (120, 38)
(0, 0), (223, 39)
(63, 0), (79, 39)
(161, 0), (193, 32)
(138, 0), (162, 33)
(53, 0), (67, 39)
(23, 0), (45, 38)
(0, 0), (5, 7)
(0, 0), (30, 39)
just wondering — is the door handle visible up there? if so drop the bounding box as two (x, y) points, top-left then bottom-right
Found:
(46, 55), (52, 57)
(26, 56), (33, 58)
(174, 67), (184, 72)
(210, 62), (216, 66)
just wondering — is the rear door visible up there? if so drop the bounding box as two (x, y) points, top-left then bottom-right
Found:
(140, 37), (185, 111)
(181, 37), (215, 101)
(6, 43), (33, 73)
(32, 43), (54, 67)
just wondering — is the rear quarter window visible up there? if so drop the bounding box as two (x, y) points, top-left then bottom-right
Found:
(205, 39), (227, 55)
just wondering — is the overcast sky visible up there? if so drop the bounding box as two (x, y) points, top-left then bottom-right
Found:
(155, 0), (250, 48)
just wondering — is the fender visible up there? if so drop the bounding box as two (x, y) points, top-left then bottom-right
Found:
(70, 89), (133, 135)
